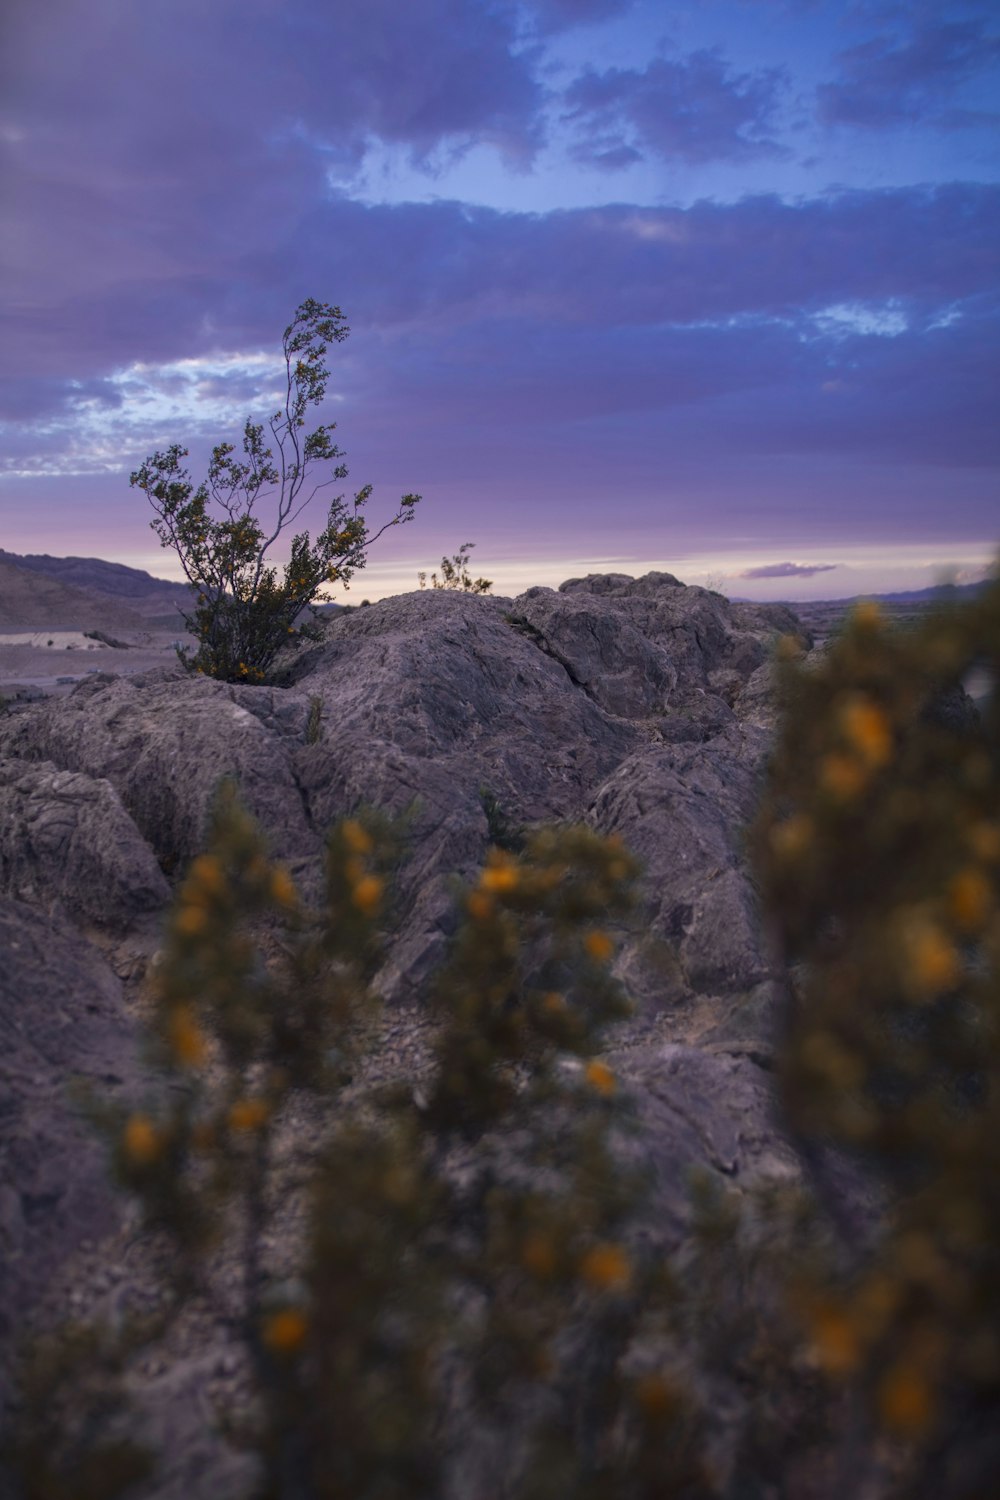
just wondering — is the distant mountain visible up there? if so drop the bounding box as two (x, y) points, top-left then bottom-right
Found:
(0, 549), (193, 627)
(729, 579), (991, 606)
(0, 549), (340, 625)
(798, 579), (991, 606)
(0, 549), (190, 602)
(0, 557), (152, 632)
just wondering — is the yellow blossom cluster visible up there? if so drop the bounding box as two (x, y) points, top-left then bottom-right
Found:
(262, 1307), (309, 1355)
(579, 1242), (631, 1293)
(340, 819), (383, 916)
(228, 1097), (270, 1133)
(123, 1112), (163, 1166)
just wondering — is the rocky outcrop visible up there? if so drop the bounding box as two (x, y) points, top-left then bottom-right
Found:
(0, 900), (142, 1402)
(0, 576), (803, 1000)
(0, 572), (813, 1492)
(0, 758), (170, 929)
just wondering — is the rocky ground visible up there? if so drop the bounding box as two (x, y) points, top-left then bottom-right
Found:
(3, 570), (960, 1497)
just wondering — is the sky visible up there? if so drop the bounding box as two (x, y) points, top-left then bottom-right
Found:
(1, 0), (998, 602)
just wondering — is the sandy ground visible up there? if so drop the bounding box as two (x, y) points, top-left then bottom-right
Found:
(0, 630), (190, 699)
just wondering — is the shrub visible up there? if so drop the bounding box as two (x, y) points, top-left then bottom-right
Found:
(8, 790), (724, 1498)
(418, 541), (492, 594)
(751, 573), (1000, 1490)
(129, 300), (420, 683)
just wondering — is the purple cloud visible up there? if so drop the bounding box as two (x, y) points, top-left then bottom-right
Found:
(3, 184), (998, 483)
(564, 49), (787, 166)
(527, 0), (637, 30)
(739, 561), (838, 578)
(819, 15), (1000, 128)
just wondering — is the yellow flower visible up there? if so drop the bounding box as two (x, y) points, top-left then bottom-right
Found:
(269, 865), (297, 908)
(841, 695), (892, 769)
(820, 752), (868, 801)
(168, 1004), (207, 1068)
(579, 1243), (631, 1292)
(904, 921), (960, 1000)
(948, 867), (991, 933)
(584, 930), (614, 963)
(479, 864), (519, 893)
(186, 853), (225, 896)
(341, 819), (373, 855)
(769, 813), (813, 861)
(262, 1307), (309, 1355)
(852, 600), (883, 630)
(809, 1305), (861, 1376)
(174, 903), (208, 937)
(541, 990), (566, 1013)
(351, 874), (383, 916)
(466, 890), (494, 922)
(878, 1365), (933, 1435)
(521, 1232), (557, 1279)
(634, 1373), (678, 1418)
(228, 1098), (270, 1132)
(124, 1113), (162, 1166)
(584, 1060), (616, 1096)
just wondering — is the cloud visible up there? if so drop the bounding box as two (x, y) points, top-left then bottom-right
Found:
(563, 48), (787, 166)
(819, 15), (1000, 128)
(739, 561), (839, 578)
(2, 184), (998, 497)
(526, 0), (637, 31)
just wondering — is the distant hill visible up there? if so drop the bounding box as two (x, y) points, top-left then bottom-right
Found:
(0, 550), (192, 627)
(727, 579), (990, 606)
(0, 549), (341, 625)
(0, 557), (152, 632)
(792, 579), (990, 607)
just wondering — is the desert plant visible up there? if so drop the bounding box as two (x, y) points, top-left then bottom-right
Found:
(8, 788), (727, 1498)
(129, 299), (420, 683)
(305, 695), (323, 745)
(752, 573), (1000, 1493)
(418, 541), (492, 594)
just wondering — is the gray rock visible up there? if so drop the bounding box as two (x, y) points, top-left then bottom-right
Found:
(589, 723), (773, 1003)
(0, 757), (170, 929)
(614, 1044), (800, 1241)
(0, 571), (825, 1495)
(284, 589), (642, 990)
(0, 899), (139, 1402)
(515, 574), (784, 720)
(0, 668), (320, 882)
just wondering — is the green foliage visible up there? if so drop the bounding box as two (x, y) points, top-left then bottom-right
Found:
(129, 299), (420, 683)
(418, 541), (492, 594)
(751, 575), (1000, 1478)
(8, 791), (724, 1498)
(479, 786), (525, 853)
(305, 695), (323, 745)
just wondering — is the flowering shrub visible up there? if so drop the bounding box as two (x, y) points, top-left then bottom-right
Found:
(751, 572), (1000, 1488)
(417, 541), (492, 594)
(130, 299), (420, 683)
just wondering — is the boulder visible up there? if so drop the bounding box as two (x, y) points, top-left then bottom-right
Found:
(0, 899), (140, 1403)
(0, 757), (170, 929)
